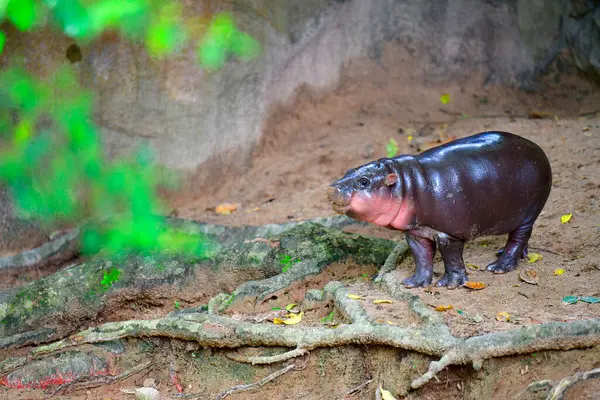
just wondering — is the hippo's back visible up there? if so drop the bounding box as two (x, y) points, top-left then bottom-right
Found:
(413, 131), (552, 239)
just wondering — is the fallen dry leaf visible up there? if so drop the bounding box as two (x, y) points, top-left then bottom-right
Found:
(283, 312), (303, 325)
(464, 281), (487, 290)
(527, 253), (543, 263)
(379, 384), (398, 400)
(496, 311), (511, 322)
(561, 213), (573, 224)
(528, 110), (552, 119)
(347, 294), (363, 300)
(373, 299), (393, 304)
(519, 268), (539, 285)
(466, 263), (480, 270)
(435, 305), (453, 312)
(553, 268), (565, 276)
(215, 203), (239, 215)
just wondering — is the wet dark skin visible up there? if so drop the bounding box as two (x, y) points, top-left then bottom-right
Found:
(326, 131), (552, 288)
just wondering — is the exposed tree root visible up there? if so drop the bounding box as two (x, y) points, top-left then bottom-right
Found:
(343, 379), (373, 397)
(51, 361), (152, 396)
(2, 219), (391, 346)
(224, 348), (308, 365)
(546, 367), (600, 400)
(6, 279), (596, 394)
(213, 363), (297, 400)
(0, 227), (81, 272)
(3, 218), (600, 396)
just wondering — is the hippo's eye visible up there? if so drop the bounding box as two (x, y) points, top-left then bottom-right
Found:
(357, 177), (370, 188)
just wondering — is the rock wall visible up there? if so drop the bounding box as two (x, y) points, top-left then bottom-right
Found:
(0, 0), (584, 251)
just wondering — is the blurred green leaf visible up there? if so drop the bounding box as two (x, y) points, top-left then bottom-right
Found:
(230, 31), (261, 60)
(440, 93), (450, 105)
(0, 0), (8, 20)
(53, 0), (92, 39)
(0, 31), (5, 54)
(198, 36), (227, 70)
(386, 138), (399, 158)
(7, 0), (37, 31)
(101, 267), (121, 288)
(147, 20), (184, 57)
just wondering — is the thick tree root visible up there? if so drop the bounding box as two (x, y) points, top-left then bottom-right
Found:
(2, 220), (392, 345)
(4, 218), (600, 395)
(0, 227), (81, 272)
(546, 367), (600, 400)
(5, 284), (595, 394)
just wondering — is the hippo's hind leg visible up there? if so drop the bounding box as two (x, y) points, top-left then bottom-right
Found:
(487, 221), (534, 274)
(435, 233), (468, 289)
(403, 233), (435, 288)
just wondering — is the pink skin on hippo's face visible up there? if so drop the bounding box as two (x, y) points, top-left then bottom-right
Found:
(347, 190), (414, 230)
(327, 170), (415, 231)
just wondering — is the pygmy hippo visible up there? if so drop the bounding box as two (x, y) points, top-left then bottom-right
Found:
(326, 131), (552, 288)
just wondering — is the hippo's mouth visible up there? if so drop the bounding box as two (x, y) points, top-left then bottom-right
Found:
(331, 202), (351, 214)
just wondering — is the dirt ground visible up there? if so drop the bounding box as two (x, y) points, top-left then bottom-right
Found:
(3, 47), (600, 399)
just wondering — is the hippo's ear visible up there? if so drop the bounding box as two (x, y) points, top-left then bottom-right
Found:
(384, 173), (398, 186)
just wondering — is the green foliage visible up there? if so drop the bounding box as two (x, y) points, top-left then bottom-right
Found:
(0, 1), (262, 71)
(0, 66), (213, 257)
(321, 311), (334, 323)
(174, 300), (180, 309)
(279, 254), (300, 273)
(0, 2), (263, 258)
(385, 138), (399, 158)
(100, 267), (121, 289)
(198, 13), (262, 70)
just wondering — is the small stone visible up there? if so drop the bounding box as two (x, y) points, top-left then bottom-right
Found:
(135, 387), (161, 400)
(143, 378), (157, 388)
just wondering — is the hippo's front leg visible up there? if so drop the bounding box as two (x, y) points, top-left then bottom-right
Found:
(435, 233), (468, 289)
(403, 233), (435, 288)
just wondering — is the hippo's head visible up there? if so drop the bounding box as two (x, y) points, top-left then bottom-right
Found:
(326, 159), (401, 225)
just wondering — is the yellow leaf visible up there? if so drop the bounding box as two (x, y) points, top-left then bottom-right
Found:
(245, 207), (260, 213)
(496, 311), (510, 322)
(466, 263), (480, 270)
(386, 320), (395, 325)
(435, 305), (453, 312)
(273, 317), (284, 325)
(282, 312), (303, 325)
(407, 135), (413, 142)
(561, 213), (572, 224)
(380, 385), (398, 400)
(553, 268), (565, 276)
(285, 303), (297, 311)
(527, 253), (542, 263)
(373, 299), (393, 304)
(440, 93), (450, 105)
(464, 281), (487, 290)
(215, 203), (239, 215)
(347, 294), (363, 300)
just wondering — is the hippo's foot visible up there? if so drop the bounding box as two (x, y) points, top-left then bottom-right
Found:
(495, 245), (528, 259)
(402, 271), (433, 288)
(435, 270), (468, 289)
(486, 258), (519, 274)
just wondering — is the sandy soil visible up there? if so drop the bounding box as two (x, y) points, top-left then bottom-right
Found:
(3, 47), (600, 399)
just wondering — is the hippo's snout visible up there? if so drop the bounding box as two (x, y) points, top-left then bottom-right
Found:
(326, 186), (353, 214)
